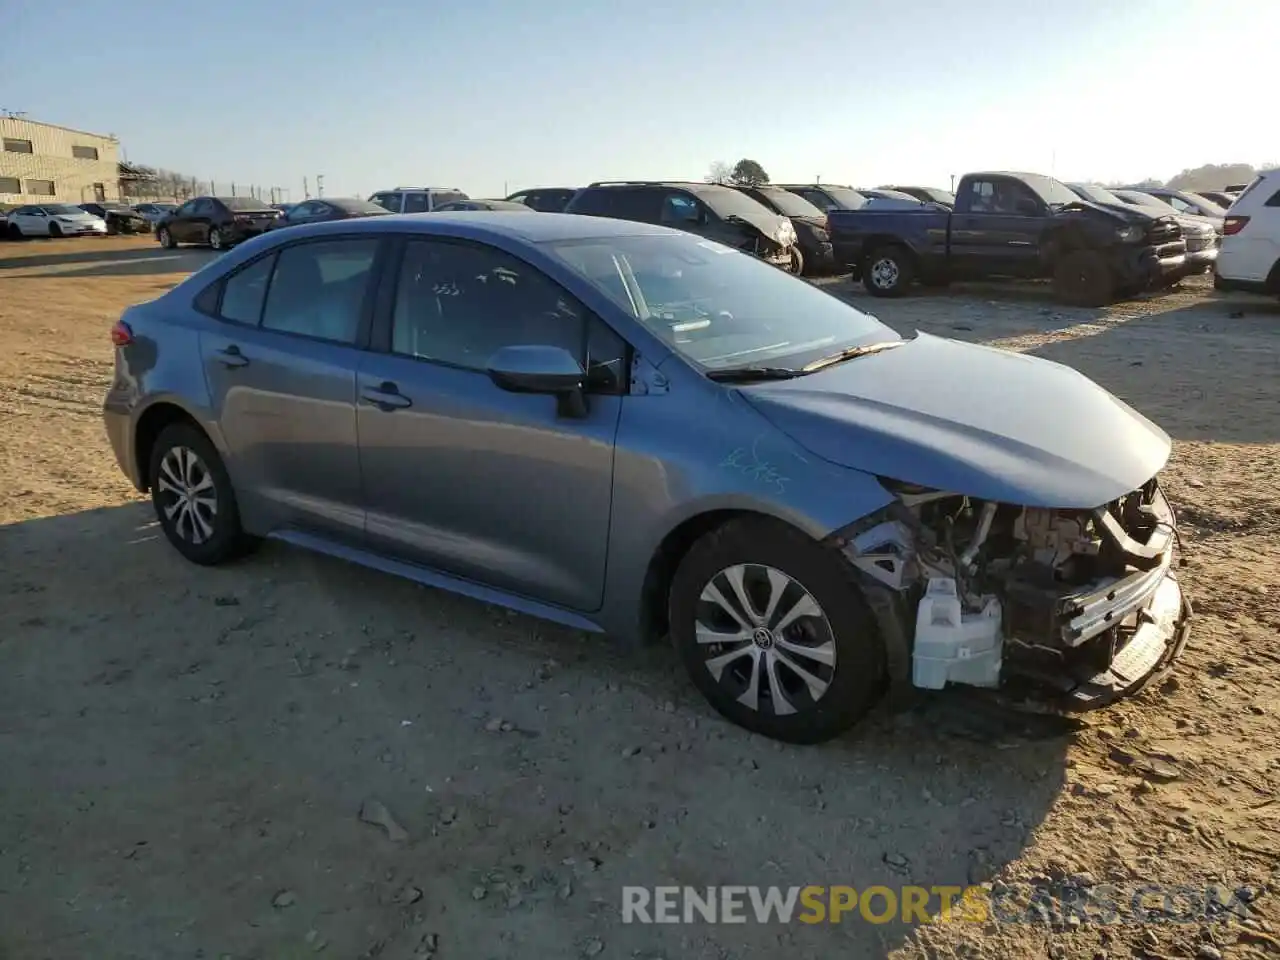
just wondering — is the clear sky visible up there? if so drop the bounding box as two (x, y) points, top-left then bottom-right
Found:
(2, 0), (1274, 199)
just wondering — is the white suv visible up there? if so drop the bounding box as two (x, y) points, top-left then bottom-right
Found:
(368, 187), (470, 214)
(1214, 169), (1280, 298)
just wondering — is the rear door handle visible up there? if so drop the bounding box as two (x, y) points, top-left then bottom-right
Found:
(215, 346), (249, 368)
(360, 382), (412, 411)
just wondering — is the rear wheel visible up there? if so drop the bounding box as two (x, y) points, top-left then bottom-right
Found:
(158, 226), (177, 249)
(8, 224), (23, 240)
(208, 226), (225, 250)
(147, 423), (256, 566)
(48, 222), (62, 238)
(863, 245), (914, 297)
(1053, 250), (1115, 307)
(669, 517), (885, 744)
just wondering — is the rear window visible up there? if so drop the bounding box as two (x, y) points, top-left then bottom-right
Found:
(221, 197), (273, 212)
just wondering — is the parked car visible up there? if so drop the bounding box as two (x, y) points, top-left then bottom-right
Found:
(826, 171), (1187, 305)
(564, 181), (799, 271)
(776, 184), (871, 213)
(268, 197), (391, 231)
(433, 199), (534, 212)
(101, 213), (1192, 744)
(368, 187), (470, 214)
(505, 188), (578, 212)
(859, 188), (931, 205)
(1213, 169), (1280, 299)
(79, 202), (151, 235)
(882, 185), (957, 207)
(730, 183), (833, 275)
(1068, 183), (1218, 274)
(270, 203), (297, 217)
(1125, 186), (1228, 220)
(132, 202), (178, 226)
(6, 203), (107, 239)
(156, 197), (281, 250)
(1110, 189), (1224, 236)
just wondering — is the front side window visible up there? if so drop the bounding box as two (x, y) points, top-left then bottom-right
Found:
(660, 193), (701, 226)
(547, 233), (894, 372)
(260, 239), (379, 343)
(219, 255), (277, 324)
(391, 239), (585, 370)
(371, 193), (402, 212)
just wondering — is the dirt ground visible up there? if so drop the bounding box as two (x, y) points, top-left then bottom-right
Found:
(1, 236), (1278, 960)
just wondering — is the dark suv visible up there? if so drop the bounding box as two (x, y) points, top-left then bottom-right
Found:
(563, 181), (799, 271)
(505, 187), (578, 212)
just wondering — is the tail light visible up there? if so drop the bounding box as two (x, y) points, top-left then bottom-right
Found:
(1223, 216), (1250, 236)
(110, 319), (134, 346)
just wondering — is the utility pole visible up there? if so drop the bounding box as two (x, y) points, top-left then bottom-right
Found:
(316, 175), (325, 198)
(950, 174), (956, 192)
(816, 174), (821, 184)
(303, 177), (310, 199)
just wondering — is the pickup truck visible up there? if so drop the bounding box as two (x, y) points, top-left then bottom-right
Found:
(827, 171), (1189, 306)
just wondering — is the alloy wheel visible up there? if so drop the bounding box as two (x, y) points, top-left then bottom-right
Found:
(209, 228), (224, 250)
(694, 563), (836, 716)
(156, 446), (218, 545)
(870, 257), (899, 290)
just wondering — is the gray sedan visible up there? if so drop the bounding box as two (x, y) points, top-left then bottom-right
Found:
(103, 212), (1191, 743)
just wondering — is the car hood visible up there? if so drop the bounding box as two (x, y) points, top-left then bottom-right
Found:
(58, 212), (99, 221)
(738, 332), (1171, 509)
(1059, 198), (1149, 227)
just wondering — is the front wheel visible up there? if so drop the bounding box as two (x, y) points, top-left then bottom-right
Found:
(1052, 250), (1115, 307)
(208, 226), (225, 250)
(158, 226), (177, 249)
(788, 246), (805, 276)
(148, 422), (257, 565)
(669, 517), (885, 744)
(863, 245), (915, 297)
(48, 222), (62, 238)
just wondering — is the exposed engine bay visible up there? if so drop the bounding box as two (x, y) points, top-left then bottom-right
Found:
(830, 477), (1192, 708)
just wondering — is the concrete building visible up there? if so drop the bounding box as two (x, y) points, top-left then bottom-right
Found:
(0, 116), (121, 204)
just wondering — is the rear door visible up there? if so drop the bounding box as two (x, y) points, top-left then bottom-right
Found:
(370, 192), (403, 214)
(198, 235), (384, 542)
(355, 234), (626, 611)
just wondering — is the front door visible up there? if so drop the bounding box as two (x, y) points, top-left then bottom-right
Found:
(356, 236), (626, 612)
(168, 199), (199, 242)
(198, 235), (382, 541)
(949, 177), (1045, 278)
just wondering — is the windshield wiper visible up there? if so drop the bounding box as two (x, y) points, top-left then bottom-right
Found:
(802, 339), (905, 373)
(705, 365), (805, 383)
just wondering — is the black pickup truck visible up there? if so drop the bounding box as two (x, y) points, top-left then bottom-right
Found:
(827, 171), (1189, 306)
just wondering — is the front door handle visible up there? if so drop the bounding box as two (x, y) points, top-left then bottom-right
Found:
(215, 345), (249, 368)
(360, 382), (412, 411)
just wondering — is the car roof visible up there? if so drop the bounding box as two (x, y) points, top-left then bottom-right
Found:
(238, 211), (678, 243)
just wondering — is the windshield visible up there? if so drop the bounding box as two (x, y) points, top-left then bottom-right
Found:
(1070, 183), (1123, 205)
(1019, 174), (1083, 207)
(817, 186), (867, 209)
(696, 186), (778, 224)
(1115, 190), (1179, 215)
(546, 233), (894, 371)
(331, 198), (391, 215)
(221, 197), (273, 211)
(46, 204), (86, 216)
(1183, 192), (1227, 216)
(753, 188), (823, 218)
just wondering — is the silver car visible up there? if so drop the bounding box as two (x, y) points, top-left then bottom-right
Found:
(103, 213), (1191, 743)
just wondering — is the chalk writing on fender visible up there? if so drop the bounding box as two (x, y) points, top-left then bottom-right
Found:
(720, 442), (789, 495)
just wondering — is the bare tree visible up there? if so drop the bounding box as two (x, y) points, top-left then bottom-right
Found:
(705, 160), (732, 185)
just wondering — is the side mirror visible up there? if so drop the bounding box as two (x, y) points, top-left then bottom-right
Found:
(487, 344), (588, 417)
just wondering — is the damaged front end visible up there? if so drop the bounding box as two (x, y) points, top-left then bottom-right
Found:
(827, 477), (1193, 710)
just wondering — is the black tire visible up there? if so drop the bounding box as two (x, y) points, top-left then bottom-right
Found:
(147, 422), (256, 566)
(48, 222), (62, 239)
(208, 226), (225, 251)
(669, 517), (885, 744)
(1052, 250), (1114, 307)
(158, 226), (177, 249)
(106, 219), (119, 236)
(8, 224), (23, 240)
(862, 244), (915, 297)
(789, 246), (805, 276)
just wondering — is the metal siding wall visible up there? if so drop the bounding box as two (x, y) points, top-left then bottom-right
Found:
(0, 118), (121, 204)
